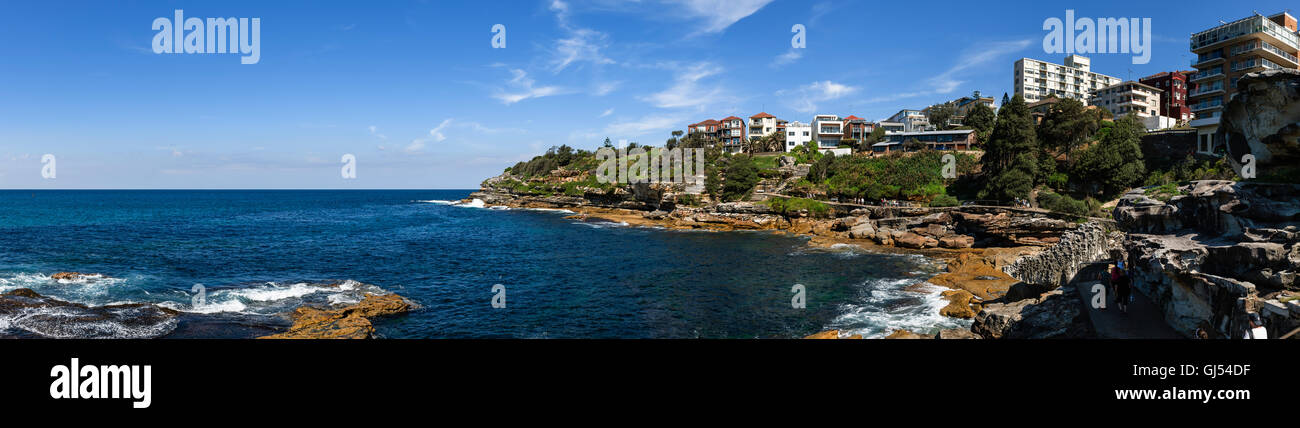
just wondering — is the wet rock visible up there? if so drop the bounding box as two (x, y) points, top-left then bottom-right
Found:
(259, 293), (416, 339)
(894, 232), (937, 249)
(939, 289), (979, 319)
(884, 329), (931, 339)
(0, 288), (178, 339)
(50, 272), (110, 281)
(804, 330), (862, 339)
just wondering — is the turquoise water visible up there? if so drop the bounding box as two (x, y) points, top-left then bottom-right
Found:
(0, 190), (967, 338)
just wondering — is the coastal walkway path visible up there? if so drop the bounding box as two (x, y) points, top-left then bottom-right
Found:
(1069, 263), (1182, 339)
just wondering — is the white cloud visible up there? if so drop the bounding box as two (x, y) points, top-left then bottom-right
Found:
(602, 112), (691, 140)
(777, 80), (859, 113)
(670, 0), (774, 34)
(772, 49), (803, 67)
(406, 119), (454, 153)
(368, 125), (387, 140)
(599, 108), (614, 118)
(493, 69), (568, 105)
(642, 62), (726, 109)
(594, 81), (621, 96)
(548, 0), (615, 72)
(861, 39), (1031, 104)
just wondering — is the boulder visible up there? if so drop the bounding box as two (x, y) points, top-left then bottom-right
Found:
(939, 289), (978, 319)
(971, 287), (1092, 339)
(848, 222), (877, 239)
(259, 293), (416, 339)
(894, 232), (937, 249)
(804, 330), (862, 339)
(1215, 69), (1300, 175)
(938, 235), (975, 249)
(884, 329), (931, 339)
(935, 328), (980, 339)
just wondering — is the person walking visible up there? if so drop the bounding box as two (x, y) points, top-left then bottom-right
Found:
(1113, 263), (1131, 314)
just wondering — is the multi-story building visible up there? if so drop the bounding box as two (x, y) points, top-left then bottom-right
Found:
(886, 109), (929, 132)
(947, 91), (996, 125)
(871, 130), (978, 153)
(718, 116), (747, 153)
(1014, 55), (1121, 103)
(1189, 11), (1300, 154)
(747, 112), (780, 142)
(686, 119), (722, 142)
(842, 115), (873, 142)
(784, 121), (812, 152)
(1089, 80), (1174, 130)
(878, 121), (906, 133)
(1139, 71), (1196, 123)
(812, 114), (843, 149)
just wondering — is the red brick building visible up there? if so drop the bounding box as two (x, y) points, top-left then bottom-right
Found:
(1139, 71), (1196, 123)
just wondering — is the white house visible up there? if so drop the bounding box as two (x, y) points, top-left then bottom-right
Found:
(812, 114), (843, 149)
(748, 112), (779, 142)
(784, 121), (812, 151)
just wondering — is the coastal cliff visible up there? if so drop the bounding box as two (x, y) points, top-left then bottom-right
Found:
(1116, 180), (1300, 338)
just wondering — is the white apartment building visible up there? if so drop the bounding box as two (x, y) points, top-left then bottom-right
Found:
(811, 114), (843, 149)
(748, 112), (779, 141)
(1015, 55), (1122, 103)
(886, 109), (930, 132)
(1089, 80), (1175, 130)
(784, 121), (812, 151)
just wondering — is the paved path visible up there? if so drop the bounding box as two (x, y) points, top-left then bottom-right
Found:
(1071, 264), (1183, 339)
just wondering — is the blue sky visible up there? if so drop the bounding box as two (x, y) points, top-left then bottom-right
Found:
(0, 0), (1289, 188)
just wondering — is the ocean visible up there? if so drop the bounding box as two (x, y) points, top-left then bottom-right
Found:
(0, 190), (967, 338)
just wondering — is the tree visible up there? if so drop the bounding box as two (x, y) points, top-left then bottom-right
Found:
(963, 102), (996, 145)
(1038, 98), (1099, 160)
(722, 155), (759, 201)
(980, 94), (1040, 200)
(857, 127), (887, 152)
(1070, 115), (1146, 196)
(903, 138), (926, 152)
(926, 102), (957, 130)
(807, 151), (835, 183)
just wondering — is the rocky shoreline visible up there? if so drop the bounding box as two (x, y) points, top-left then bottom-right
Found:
(468, 176), (1109, 339)
(0, 273), (417, 339)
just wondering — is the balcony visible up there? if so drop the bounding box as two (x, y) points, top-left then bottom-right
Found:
(1190, 68), (1225, 82)
(1192, 51), (1225, 67)
(1191, 99), (1224, 112)
(1191, 15), (1300, 52)
(1189, 116), (1220, 128)
(1189, 84), (1225, 97)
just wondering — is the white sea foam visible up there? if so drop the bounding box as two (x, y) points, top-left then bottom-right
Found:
(824, 277), (969, 339)
(416, 199), (458, 205)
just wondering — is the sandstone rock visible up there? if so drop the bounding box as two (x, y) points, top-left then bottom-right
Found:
(935, 328), (980, 339)
(804, 330), (862, 339)
(848, 222), (877, 239)
(1216, 69), (1300, 175)
(972, 287), (1092, 339)
(50, 272), (109, 281)
(884, 329), (931, 339)
(939, 289), (978, 319)
(1003, 221), (1119, 288)
(259, 293), (416, 339)
(939, 235), (975, 249)
(894, 232), (936, 249)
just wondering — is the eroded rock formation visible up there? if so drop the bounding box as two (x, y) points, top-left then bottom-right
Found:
(1116, 180), (1300, 338)
(1216, 69), (1300, 175)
